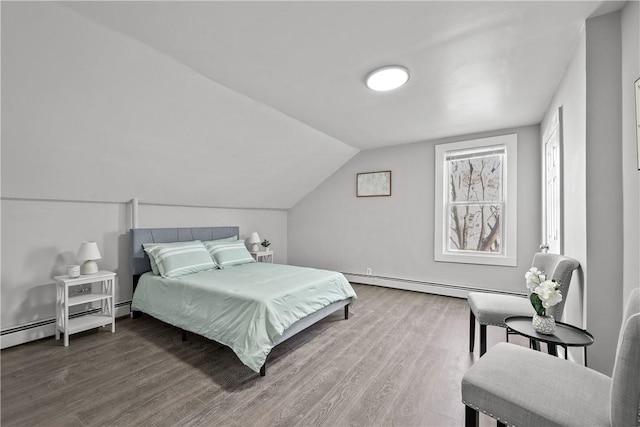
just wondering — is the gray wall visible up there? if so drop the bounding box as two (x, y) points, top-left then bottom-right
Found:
(620, 0), (640, 305)
(289, 4), (640, 376)
(1, 2), (356, 210)
(541, 5), (639, 375)
(2, 2), (638, 373)
(288, 125), (542, 296)
(584, 9), (624, 376)
(1, 1), (297, 347)
(540, 18), (588, 357)
(1, 199), (286, 347)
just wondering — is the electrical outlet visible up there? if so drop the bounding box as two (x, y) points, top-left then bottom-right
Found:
(366, 268), (372, 275)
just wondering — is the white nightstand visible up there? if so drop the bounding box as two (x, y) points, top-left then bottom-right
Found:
(250, 250), (274, 263)
(53, 270), (116, 346)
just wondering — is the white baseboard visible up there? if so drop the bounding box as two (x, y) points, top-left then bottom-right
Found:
(1, 323), (57, 349)
(343, 273), (525, 299)
(1, 304), (131, 349)
(1, 279), (525, 349)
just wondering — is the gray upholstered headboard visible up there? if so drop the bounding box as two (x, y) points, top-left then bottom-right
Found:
(130, 226), (240, 276)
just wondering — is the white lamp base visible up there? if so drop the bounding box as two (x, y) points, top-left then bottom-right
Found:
(80, 260), (98, 275)
(251, 243), (260, 252)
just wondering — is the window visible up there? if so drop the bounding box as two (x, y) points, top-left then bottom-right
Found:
(434, 134), (517, 266)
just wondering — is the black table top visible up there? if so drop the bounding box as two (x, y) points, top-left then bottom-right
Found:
(504, 316), (594, 347)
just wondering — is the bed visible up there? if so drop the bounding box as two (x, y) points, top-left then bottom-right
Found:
(129, 226), (356, 376)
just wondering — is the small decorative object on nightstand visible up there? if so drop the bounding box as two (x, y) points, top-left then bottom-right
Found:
(261, 239), (271, 251)
(67, 264), (80, 278)
(54, 270), (116, 346)
(250, 250), (273, 263)
(249, 232), (261, 252)
(77, 241), (102, 275)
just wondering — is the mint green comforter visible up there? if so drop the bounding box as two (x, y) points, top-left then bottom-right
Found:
(131, 262), (357, 372)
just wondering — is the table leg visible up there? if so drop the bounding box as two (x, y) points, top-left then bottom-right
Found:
(547, 343), (558, 356)
(55, 284), (60, 341)
(64, 286), (69, 347)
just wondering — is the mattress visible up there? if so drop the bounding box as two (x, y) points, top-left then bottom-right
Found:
(131, 262), (357, 372)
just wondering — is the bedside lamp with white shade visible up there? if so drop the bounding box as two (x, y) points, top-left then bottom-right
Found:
(77, 241), (101, 275)
(248, 232), (261, 252)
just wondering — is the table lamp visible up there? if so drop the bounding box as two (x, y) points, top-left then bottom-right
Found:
(249, 232), (261, 252)
(78, 241), (101, 275)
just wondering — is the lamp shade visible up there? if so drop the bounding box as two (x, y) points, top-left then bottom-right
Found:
(77, 241), (101, 275)
(77, 241), (101, 261)
(248, 232), (261, 252)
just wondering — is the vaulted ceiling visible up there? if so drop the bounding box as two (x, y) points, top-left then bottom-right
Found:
(2, 1), (621, 209)
(64, 1), (619, 149)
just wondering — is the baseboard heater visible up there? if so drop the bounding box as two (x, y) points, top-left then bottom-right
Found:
(342, 273), (525, 299)
(3, 277), (524, 348)
(1, 301), (132, 349)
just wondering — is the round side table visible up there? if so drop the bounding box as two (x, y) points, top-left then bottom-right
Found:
(504, 316), (594, 366)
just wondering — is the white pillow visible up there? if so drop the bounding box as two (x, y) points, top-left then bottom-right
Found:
(202, 235), (238, 247)
(143, 240), (215, 278)
(204, 240), (255, 269)
(142, 243), (161, 275)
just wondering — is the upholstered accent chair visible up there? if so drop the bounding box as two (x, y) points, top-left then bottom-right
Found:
(467, 253), (580, 356)
(461, 287), (640, 427)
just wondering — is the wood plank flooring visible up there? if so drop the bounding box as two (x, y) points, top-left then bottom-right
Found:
(1, 284), (528, 426)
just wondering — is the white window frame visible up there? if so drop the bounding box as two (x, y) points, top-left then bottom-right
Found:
(434, 134), (517, 266)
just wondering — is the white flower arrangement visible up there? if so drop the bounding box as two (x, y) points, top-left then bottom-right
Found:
(525, 267), (562, 316)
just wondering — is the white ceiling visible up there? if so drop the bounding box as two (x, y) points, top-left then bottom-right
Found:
(2, 1), (625, 211)
(64, 1), (621, 151)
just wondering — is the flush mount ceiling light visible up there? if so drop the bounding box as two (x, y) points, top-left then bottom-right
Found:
(366, 65), (410, 92)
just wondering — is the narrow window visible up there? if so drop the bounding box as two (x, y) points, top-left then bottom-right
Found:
(435, 134), (517, 266)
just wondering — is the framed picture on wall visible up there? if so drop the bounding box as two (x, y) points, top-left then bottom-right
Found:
(635, 77), (640, 170)
(356, 171), (392, 197)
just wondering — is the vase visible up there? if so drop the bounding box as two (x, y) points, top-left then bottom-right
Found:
(532, 314), (556, 335)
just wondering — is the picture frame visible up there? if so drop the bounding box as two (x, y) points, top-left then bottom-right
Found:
(356, 170), (392, 197)
(635, 77), (640, 170)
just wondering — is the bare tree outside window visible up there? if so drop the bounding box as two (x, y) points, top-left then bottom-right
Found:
(446, 148), (504, 254)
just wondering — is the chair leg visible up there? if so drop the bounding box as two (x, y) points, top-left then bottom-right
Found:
(480, 324), (487, 356)
(469, 309), (476, 352)
(465, 405), (479, 427)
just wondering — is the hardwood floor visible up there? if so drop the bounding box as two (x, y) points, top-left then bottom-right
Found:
(1, 284), (527, 426)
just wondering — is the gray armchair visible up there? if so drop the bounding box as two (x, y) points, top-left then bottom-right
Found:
(461, 287), (640, 426)
(467, 253), (580, 355)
